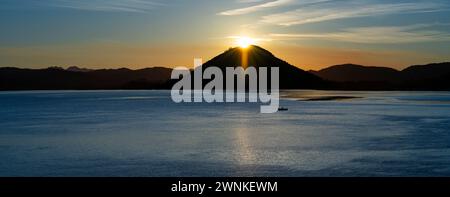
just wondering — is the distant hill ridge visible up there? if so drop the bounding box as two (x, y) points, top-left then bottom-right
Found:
(310, 62), (450, 90)
(1, 46), (449, 90)
(309, 64), (399, 82)
(0, 66), (172, 90)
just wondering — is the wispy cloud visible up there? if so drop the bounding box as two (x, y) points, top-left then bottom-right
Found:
(235, 0), (266, 3)
(261, 1), (447, 26)
(45, 0), (163, 13)
(270, 24), (450, 44)
(219, 0), (294, 16)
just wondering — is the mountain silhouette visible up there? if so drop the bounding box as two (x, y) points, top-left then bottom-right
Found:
(402, 63), (450, 80)
(1, 45), (449, 90)
(310, 64), (399, 82)
(310, 62), (450, 90)
(66, 66), (93, 73)
(200, 45), (328, 89)
(0, 67), (172, 90)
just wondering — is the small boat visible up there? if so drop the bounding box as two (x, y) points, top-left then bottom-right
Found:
(278, 107), (288, 111)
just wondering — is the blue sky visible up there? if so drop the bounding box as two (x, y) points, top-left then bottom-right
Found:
(1, 0), (450, 70)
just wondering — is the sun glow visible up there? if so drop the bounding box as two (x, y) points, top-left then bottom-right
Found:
(236, 36), (256, 48)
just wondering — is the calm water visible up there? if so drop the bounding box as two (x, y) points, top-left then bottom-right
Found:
(1, 90), (450, 177)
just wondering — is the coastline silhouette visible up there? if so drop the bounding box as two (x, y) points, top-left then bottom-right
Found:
(1, 46), (449, 91)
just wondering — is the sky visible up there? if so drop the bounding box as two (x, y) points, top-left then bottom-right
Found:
(1, 0), (450, 70)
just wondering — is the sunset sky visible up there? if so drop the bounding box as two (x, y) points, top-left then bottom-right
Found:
(1, 0), (450, 70)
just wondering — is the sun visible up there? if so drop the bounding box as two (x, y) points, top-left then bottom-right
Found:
(236, 36), (255, 48)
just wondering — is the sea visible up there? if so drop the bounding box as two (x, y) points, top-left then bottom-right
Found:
(1, 90), (450, 176)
